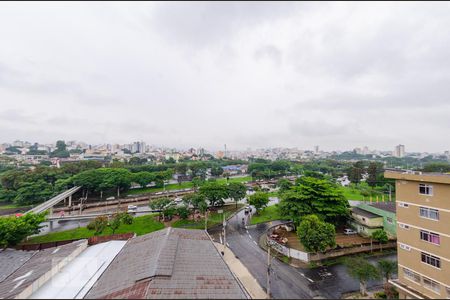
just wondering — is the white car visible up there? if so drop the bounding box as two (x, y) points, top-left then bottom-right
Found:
(344, 228), (357, 235)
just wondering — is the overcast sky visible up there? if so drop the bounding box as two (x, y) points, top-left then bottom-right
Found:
(0, 2), (449, 152)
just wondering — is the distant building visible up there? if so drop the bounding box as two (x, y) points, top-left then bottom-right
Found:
(394, 144), (405, 158)
(314, 145), (319, 154)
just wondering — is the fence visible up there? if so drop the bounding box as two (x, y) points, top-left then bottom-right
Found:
(17, 232), (135, 251)
(266, 222), (396, 263)
(267, 222), (310, 262)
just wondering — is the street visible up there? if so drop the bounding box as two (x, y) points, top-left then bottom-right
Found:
(208, 207), (397, 299)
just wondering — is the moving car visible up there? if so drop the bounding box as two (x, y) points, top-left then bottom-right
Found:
(127, 205), (138, 213)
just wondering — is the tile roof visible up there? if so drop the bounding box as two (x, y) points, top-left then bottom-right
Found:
(351, 207), (381, 219)
(0, 249), (36, 284)
(85, 228), (246, 299)
(0, 240), (87, 299)
(369, 202), (396, 213)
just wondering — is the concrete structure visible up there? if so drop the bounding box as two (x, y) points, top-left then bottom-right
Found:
(350, 202), (397, 238)
(26, 186), (81, 215)
(385, 171), (450, 299)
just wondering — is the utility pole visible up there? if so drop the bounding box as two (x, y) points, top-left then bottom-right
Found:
(267, 244), (271, 299)
(389, 184), (392, 202)
(204, 210), (208, 231)
(222, 211), (226, 255)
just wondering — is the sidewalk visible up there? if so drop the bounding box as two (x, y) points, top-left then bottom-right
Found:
(213, 242), (267, 299)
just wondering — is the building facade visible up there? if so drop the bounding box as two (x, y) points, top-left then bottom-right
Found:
(350, 202), (397, 238)
(385, 171), (450, 299)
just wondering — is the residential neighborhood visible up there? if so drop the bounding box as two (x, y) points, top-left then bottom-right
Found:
(1, 2), (450, 299)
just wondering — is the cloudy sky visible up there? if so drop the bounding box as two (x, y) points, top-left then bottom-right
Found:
(0, 2), (449, 152)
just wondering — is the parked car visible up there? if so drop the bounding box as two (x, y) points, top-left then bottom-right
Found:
(344, 228), (357, 235)
(106, 196), (115, 201)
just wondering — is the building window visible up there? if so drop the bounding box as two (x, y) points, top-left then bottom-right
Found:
(399, 223), (410, 230)
(420, 207), (439, 220)
(403, 267), (420, 284)
(421, 252), (441, 268)
(399, 243), (411, 251)
(398, 202), (409, 208)
(423, 276), (440, 294)
(420, 230), (440, 245)
(387, 217), (393, 224)
(419, 184), (433, 195)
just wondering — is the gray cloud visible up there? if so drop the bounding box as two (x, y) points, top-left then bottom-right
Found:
(0, 2), (449, 152)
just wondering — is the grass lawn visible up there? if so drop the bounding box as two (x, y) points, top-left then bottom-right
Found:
(0, 203), (30, 209)
(339, 186), (365, 200)
(127, 176), (253, 196)
(25, 214), (165, 244)
(250, 205), (288, 225)
(172, 204), (244, 230)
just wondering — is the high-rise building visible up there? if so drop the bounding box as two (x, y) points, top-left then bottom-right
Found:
(385, 170), (450, 299)
(395, 144), (406, 158)
(314, 145), (319, 154)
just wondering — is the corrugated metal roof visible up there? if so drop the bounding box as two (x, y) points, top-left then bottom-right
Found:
(369, 202), (396, 213)
(85, 228), (246, 299)
(0, 240), (87, 299)
(30, 240), (127, 299)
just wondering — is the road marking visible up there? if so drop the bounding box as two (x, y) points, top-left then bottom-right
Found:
(219, 236), (223, 244)
(248, 234), (252, 239)
(246, 230), (249, 234)
(300, 273), (305, 277)
(306, 277), (314, 283)
(253, 241), (257, 245)
(226, 243), (230, 247)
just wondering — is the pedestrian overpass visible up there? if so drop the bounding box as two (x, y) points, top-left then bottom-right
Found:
(26, 186), (81, 214)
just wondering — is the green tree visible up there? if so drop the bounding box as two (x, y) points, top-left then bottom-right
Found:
(227, 182), (247, 208)
(14, 180), (54, 205)
(377, 259), (397, 283)
(297, 214), (336, 253)
(200, 182), (229, 207)
(371, 229), (389, 252)
(87, 216), (108, 236)
(344, 257), (380, 296)
(182, 193), (207, 210)
(177, 205), (190, 220)
(50, 140), (70, 158)
(0, 212), (47, 248)
(108, 213), (122, 234)
(210, 164), (224, 177)
(149, 197), (171, 221)
(248, 192), (269, 213)
(277, 178), (293, 193)
(367, 162), (378, 187)
(279, 177), (349, 225)
(132, 172), (155, 188)
(348, 161), (364, 184)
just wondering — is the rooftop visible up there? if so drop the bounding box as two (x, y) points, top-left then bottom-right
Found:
(85, 228), (247, 299)
(0, 240), (87, 299)
(384, 170), (450, 184)
(369, 202), (396, 214)
(351, 207), (381, 219)
(0, 248), (36, 283)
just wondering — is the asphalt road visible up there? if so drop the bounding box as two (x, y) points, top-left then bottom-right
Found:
(209, 208), (319, 299)
(208, 207), (397, 299)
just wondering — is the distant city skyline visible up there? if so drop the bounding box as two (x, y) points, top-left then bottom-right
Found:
(1, 2), (449, 152)
(3, 138), (448, 155)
